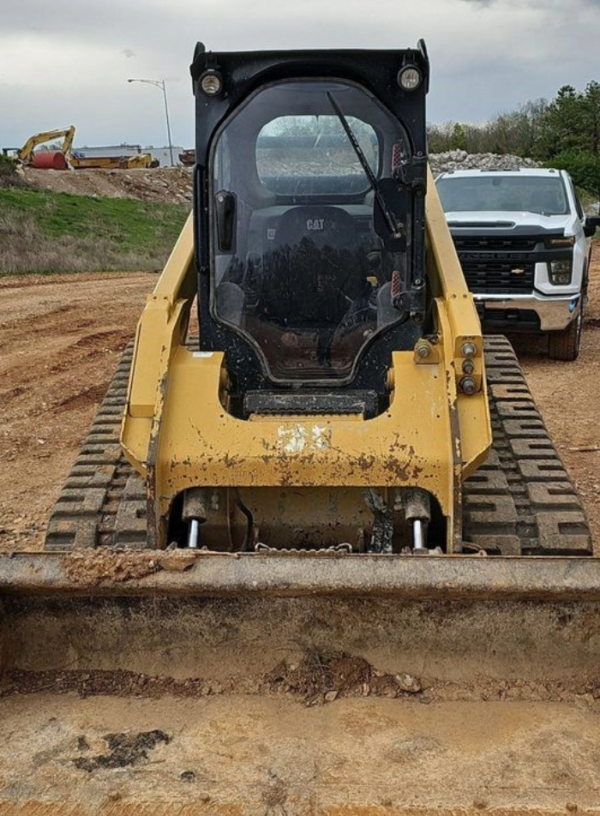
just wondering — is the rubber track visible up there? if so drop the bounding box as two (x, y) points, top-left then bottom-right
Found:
(46, 337), (592, 555)
(46, 345), (148, 551)
(462, 336), (591, 555)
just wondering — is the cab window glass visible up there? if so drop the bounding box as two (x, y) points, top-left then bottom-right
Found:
(211, 80), (411, 383)
(437, 175), (569, 216)
(257, 116), (379, 196)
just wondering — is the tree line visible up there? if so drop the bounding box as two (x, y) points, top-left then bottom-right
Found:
(428, 81), (600, 193)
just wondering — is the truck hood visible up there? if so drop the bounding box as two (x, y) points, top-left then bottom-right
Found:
(445, 211), (572, 232)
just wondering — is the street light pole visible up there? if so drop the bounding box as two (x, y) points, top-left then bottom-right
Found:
(127, 78), (175, 167)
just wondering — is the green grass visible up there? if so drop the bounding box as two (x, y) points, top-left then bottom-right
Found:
(0, 188), (189, 275)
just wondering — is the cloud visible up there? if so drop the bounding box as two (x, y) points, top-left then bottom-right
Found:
(1, 0), (600, 147)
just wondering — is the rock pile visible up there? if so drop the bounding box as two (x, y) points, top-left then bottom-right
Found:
(22, 166), (193, 206)
(430, 150), (539, 176)
(21, 152), (542, 205)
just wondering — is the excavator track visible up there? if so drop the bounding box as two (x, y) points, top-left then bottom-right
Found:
(45, 336), (591, 555)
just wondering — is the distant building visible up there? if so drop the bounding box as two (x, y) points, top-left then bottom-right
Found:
(145, 147), (184, 167)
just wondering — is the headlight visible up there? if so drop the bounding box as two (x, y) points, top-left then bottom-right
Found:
(545, 236), (575, 248)
(397, 66), (422, 91)
(548, 260), (573, 285)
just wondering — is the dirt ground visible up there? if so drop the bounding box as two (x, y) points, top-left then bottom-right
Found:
(1, 251), (599, 552)
(517, 250), (600, 547)
(3, 692), (600, 812)
(0, 271), (152, 550)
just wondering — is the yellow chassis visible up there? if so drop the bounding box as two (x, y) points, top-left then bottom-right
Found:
(121, 170), (491, 550)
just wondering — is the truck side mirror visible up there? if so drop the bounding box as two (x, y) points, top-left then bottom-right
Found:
(583, 215), (600, 238)
(215, 190), (236, 252)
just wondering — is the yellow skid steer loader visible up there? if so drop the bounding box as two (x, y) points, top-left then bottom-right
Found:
(1, 42), (599, 815)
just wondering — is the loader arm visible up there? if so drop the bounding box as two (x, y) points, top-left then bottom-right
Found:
(122, 173), (491, 550)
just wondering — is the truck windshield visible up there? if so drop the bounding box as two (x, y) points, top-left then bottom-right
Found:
(437, 175), (569, 216)
(210, 80), (412, 383)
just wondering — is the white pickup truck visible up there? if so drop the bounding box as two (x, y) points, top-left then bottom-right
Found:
(436, 168), (600, 360)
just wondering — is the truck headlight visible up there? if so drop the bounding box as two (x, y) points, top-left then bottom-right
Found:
(545, 236), (575, 248)
(548, 260), (573, 286)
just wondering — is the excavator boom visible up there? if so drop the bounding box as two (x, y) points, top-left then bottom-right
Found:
(17, 125), (76, 164)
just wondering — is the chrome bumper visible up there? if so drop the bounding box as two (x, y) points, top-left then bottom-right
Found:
(473, 292), (581, 332)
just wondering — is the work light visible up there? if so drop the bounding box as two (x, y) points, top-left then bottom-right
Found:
(398, 66), (422, 91)
(201, 71), (223, 96)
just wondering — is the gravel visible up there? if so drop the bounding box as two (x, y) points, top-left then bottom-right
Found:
(430, 150), (539, 176)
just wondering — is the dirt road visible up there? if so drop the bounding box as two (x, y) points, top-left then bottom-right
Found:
(1, 255), (599, 551)
(516, 257), (600, 548)
(0, 272), (152, 550)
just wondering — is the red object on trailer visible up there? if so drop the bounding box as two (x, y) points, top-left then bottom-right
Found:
(32, 151), (68, 170)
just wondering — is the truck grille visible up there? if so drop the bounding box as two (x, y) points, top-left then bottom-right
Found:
(453, 236), (539, 253)
(460, 261), (535, 294)
(452, 234), (539, 294)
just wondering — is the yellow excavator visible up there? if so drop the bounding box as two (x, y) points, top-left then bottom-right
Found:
(14, 125), (76, 165)
(11, 125), (156, 169)
(2, 42), (600, 815)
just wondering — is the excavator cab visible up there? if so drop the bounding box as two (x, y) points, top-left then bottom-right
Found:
(145, 42), (487, 553)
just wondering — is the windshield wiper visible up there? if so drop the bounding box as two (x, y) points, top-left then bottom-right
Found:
(327, 91), (402, 239)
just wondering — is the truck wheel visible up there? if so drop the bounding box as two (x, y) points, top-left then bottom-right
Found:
(548, 308), (583, 362)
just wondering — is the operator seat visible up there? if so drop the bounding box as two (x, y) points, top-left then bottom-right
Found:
(272, 205), (358, 252)
(259, 206), (365, 325)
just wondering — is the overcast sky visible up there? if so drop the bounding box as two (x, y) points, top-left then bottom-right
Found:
(1, 0), (599, 151)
